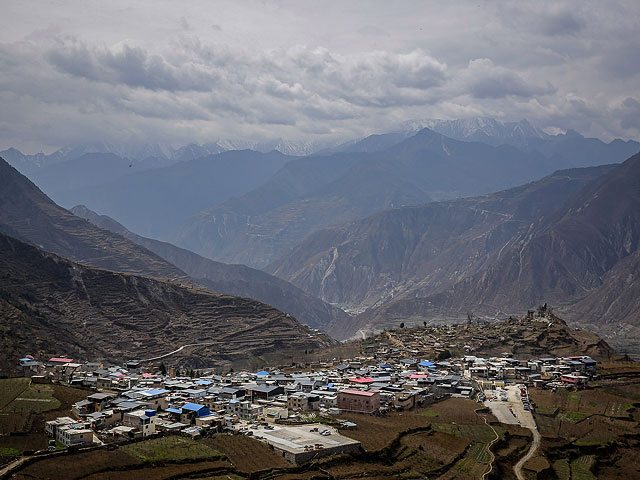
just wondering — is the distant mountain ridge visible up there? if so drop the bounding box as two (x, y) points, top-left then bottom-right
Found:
(400, 117), (549, 148)
(70, 205), (348, 330)
(48, 149), (293, 238)
(1, 137), (333, 176)
(0, 157), (185, 280)
(173, 127), (635, 269)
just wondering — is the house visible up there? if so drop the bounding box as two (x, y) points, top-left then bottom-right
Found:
(225, 400), (263, 420)
(287, 392), (320, 412)
(247, 384), (284, 401)
(560, 372), (589, 388)
(138, 389), (169, 410)
(179, 403), (210, 423)
(337, 389), (380, 413)
(58, 427), (94, 447)
(123, 410), (156, 437)
(86, 392), (116, 412)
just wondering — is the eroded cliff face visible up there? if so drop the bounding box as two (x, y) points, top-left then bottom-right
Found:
(0, 233), (333, 368)
(310, 153), (640, 349)
(269, 165), (613, 313)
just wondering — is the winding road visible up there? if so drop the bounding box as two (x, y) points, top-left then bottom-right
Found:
(514, 426), (541, 480)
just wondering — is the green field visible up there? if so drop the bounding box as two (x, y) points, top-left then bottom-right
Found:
(121, 436), (225, 463)
(558, 410), (590, 423)
(0, 378), (30, 410)
(431, 422), (503, 443)
(570, 455), (597, 480)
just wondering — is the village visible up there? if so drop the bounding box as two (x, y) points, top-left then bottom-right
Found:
(15, 314), (602, 466)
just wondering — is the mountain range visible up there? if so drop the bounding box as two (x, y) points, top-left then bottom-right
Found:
(70, 204), (347, 330)
(267, 164), (615, 313)
(44, 150), (293, 239)
(3, 117), (640, 356)
(173, 127), (638, 269)
(0, 155), (337, 366)
(274, 153), (640, 354)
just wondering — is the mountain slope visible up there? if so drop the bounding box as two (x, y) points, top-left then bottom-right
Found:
(175, 128), (559, 268)
(0, 157), (184, 280)
(70, 205), (348, 330)
(0, 232), (332, 368)
(351, 153), (640, 349)
(268, 165), (614, 314)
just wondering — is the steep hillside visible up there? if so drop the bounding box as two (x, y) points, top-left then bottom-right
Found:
(70, 205), (348, 330)
(0, 157), (184, 280)
(0, 233), (333, 367)
(175, 128), (557, 268)
(350, 153), (640, 349)
(269, 165), (614, 313)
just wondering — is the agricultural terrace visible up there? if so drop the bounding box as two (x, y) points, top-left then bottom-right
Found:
(527, 367), (640, 480)
(0, 379), (88, 463)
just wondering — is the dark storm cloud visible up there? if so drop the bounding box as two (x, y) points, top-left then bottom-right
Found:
(0, 0), (639, 152)
(47, 40), (215, 92)
(599, 43), (640, 79)
(464, 59), (556, 99)
(618, 97), (640, 130)
(538, 10), (585, 36)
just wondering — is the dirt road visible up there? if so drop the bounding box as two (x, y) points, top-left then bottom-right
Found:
(514, 426), (541, 480)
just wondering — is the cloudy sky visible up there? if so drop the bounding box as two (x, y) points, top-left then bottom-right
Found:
(1, 0), (639, 153)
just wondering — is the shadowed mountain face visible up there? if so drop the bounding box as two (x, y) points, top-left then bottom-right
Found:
(0, 157), (184, 280)
(267, 165), (616, 314)
(70, 205), (348, 330)
(342, 154), (640, 350)
(174, 128), (567, 268)
(0, 233), (333, 367)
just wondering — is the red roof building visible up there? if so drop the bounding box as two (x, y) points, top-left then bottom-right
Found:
(348, 377), (374, 384)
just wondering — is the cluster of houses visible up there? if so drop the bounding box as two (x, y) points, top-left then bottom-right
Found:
(29, 355), (471, 451)
(23, 340), (598, 461)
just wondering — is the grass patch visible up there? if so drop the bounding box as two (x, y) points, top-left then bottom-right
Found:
(431, 423), (503, 443)
(558, 410), (590, 423)
(4, 384), (61, 414)
(552, 458), (571, 480)
(0, 378), (30, 410)
(567, 393), (581, 403)
(570, 455), (597, 480)
(0, 447), (20, 457)
(420, 409), (440, 417)
(121, 437), (224, 463)
(535, 406), (557, 415)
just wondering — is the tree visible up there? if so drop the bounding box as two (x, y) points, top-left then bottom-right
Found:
(423, 321), (427, 328)
(437, 350), (452, 360)
(159, 362), (167, 376)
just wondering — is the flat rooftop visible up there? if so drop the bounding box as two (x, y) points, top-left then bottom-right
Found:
(253, 424), (359, 454)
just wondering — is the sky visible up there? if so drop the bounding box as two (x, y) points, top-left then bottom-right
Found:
(1, 0), (639, 153)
